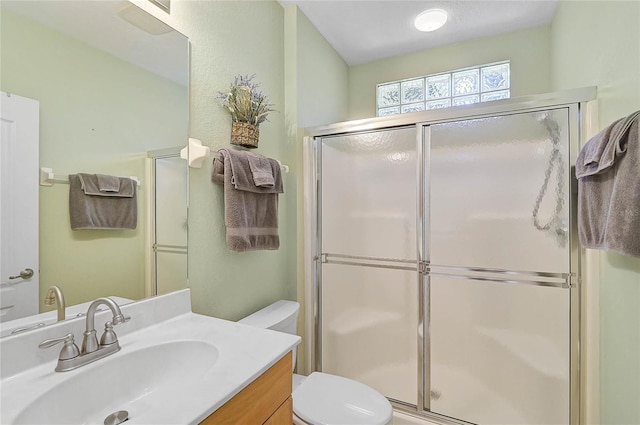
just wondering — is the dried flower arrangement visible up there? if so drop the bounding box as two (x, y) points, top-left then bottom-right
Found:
(217, 74), (275, 125)
(217, 74), (275, 148)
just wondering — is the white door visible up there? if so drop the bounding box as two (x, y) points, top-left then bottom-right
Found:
(0, 92), (39, 322)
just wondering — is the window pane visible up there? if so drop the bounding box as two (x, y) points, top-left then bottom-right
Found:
(481, 63), (510, 91)
(426, 99), (452, 109)
(377, 61), (509, 114)
(401, 79), (425, 104)
(401, 102), (425, 113)
(481, 90), (510, 102)
(452, 95), (480, 106)
(426, 74), (451, 100)
(378, 106), (401, 116)
(452, 69), (479, 96)
(377, 83), (400, 107)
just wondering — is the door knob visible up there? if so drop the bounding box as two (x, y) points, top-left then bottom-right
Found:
(8, 268), (34, 280)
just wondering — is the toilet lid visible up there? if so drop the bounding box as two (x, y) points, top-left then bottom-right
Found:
(292, 372), (392, 425)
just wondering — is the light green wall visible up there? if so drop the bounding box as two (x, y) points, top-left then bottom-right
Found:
(145, 0), (348, 323)
(551, 2), (640, 424)
(348, 25), (552, 120)
(0, 8), (187, 310)
(138, 0), (296, 321)
(283, 5), (349, 372)
(294, 8), (349, 128)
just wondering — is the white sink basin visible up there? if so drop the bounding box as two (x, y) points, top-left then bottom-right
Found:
(13, 340), (219, 425)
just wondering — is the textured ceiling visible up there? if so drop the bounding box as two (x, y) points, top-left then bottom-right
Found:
(279, 0), (559, 65)
(5, 1), (560, 78)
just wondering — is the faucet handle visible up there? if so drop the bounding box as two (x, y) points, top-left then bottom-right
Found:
(112, 314), (131, 325)
(39, 333), (80, 360)
(100, 322), (119, 346)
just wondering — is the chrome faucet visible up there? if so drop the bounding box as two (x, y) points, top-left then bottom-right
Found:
(44, 285), (66, 322)
(81, 297), (129, 354)
(39, 297), (130, 372)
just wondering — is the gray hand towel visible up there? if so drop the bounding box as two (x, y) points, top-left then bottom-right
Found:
(69, 174), (137, 230)
(247, 152), (275, 187)
(575, 110), (640, 257)
(212, 150), (280, 252)
(77, 173), (135, 198)
(217, 148), (283, 194)
(96, 174), (121, 193)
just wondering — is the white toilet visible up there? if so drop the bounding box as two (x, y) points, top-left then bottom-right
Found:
(238, 300), (393, 425)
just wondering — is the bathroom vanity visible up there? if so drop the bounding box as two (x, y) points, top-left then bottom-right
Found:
(0, 290), (299, 424)
(202, 352), (293, 424)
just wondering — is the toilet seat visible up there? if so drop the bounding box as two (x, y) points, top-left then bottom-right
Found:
(292, 372), (392, 425)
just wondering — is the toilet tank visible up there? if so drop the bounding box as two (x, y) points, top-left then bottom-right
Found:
(238, 300), (300, 335)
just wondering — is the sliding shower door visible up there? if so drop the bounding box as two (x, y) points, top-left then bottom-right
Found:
(152, 155), (188, 295)
(313, 98), (583, 425)
(319, 127), (419, 406)
(426, 109), (572, 424)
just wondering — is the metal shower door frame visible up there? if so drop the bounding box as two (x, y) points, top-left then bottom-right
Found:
(145, 147), (189, 298)
(306, 87), (595, 425)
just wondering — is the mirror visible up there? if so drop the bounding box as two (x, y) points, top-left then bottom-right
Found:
(0, 0), (189, 334)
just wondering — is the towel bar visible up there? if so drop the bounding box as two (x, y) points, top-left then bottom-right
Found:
(181, 138), (289, 172)
(40, 168), (141, 187)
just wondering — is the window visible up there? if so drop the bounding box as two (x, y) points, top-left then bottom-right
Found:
(376, 61), (510, 117)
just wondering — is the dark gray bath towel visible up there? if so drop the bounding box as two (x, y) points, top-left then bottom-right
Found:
(69, 174), (137, 230)
(575, 110), (640, 257)
(212, 150), (282, 252)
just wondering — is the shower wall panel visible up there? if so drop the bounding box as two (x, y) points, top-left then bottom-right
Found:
(320, 127), (419, 406)
(430, 276), (570, 424)
(321, 128), (417, 260)
(322, 264), (418, 405)
(427, 109), (572, 424)
(429, 110), (571, 273)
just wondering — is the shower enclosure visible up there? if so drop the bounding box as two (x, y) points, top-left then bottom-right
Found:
(305, 88), (595, 425)
(146, 149), (188, 296)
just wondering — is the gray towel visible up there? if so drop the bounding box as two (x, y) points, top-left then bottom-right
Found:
(212, 151), (280, 252)
(96, 174), (121, 193)
(69, 174), (137, 230)
(77, 173), (135, 198)
(217, 148), (283, 194)
(575, 110), (640, 257)
(247, 152), (275, 187)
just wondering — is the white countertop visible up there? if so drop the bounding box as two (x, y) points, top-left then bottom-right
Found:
(0, 290), (300, 424)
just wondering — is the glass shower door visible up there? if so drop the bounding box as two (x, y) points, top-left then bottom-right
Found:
(319, 127), (419, 406)
(426, 109), (572, 424)
(153, 155), (188, 295)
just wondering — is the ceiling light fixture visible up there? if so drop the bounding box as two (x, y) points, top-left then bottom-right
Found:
(414, 8), (448, 32)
